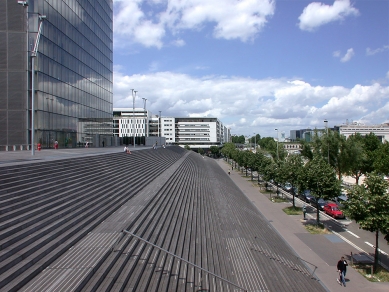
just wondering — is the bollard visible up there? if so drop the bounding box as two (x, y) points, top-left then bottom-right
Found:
(303, 205), (307, 220)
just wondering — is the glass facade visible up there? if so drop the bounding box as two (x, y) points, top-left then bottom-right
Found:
(0, 0), (113, 149)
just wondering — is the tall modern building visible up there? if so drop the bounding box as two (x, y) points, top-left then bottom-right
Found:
(0, 0), (113, 149)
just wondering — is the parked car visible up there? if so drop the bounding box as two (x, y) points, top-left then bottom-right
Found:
(310, 197), (326, 211)
(300, 190), (314, 203)
(282, 182), (293, 192)
(323, 203), (345, 219)
(335, 193), (348, 208)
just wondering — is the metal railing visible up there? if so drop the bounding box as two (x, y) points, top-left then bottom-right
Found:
(121, 229), (248, 292)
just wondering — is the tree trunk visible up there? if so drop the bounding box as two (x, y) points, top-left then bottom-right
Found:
(316, 206), (320, 225)
(374, 230), (379, 273)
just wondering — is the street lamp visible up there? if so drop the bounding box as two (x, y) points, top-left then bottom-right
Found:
(132, 90), (137, 148)
(253, 133), (256, 152)
(142, 98), (147, 137)
(324, 119), (329, 163)
(158, 110), (162, 146)
(30, 14), (46, 155)
(275, 128), (279, 161)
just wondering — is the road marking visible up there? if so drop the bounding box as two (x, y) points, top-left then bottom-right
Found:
(365, 242), (388, 255)
(346, 230), (360, 238)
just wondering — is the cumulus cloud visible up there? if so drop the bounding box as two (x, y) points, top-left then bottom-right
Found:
(171, 39), (185, 47)
(340, 48), (355, 62)
(113, 70), (389, 136)
(114, 0), (275, 48)
(333, 48), (354, 62)
(366, 45), (389, 56)
(298, 0), (359, 32)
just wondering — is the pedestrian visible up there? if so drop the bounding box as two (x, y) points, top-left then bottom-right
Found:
(228, 169), (231, 175)
(85, 142), (89, 148)
(343, 257), (348, 278)
(124, 145), (131, 154)
(102, 140), (105, 147)
(337, 256), (347, 287)
(54, 140), (58, 149)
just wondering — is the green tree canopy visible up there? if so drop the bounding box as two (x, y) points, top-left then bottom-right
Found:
(302, 155), (341, 223)
(374, 141), (389, 176)
(343, 172), (389, 272)
(278, 154), (304, 207)
(232, 135), (245, 144)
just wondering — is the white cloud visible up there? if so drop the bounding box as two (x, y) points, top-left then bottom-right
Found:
(298, 0), (359, 32)
(171, 39), (185, 47)
(366, 45), (389, 56)
(114, 0), (275, 48)
(340, 48), (354, 62)
(333, 50), (341, 57)
(333, 48), (354, 62)
(113, 70), (389, 136)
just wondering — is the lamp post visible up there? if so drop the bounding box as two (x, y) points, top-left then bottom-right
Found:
(158, 110), (162, 146)
(324, 119), (329, 164)
(275, 128), (279, 161)
(132, 90), (137, 148)
(142, 98), (147, 137)
(30, 14), (46, 155)
(253, 133), (256, 152)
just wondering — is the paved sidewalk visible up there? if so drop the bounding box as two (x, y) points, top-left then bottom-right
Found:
(218, 159), (389, 292)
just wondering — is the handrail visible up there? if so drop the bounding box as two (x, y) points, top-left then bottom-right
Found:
(122, 229), (247, 292)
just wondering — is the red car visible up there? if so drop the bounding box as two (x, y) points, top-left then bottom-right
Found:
(323, 203), (345, 219)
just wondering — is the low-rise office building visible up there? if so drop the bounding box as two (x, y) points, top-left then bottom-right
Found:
(112, 109), (229, 149)
(339, 123), (389, 142)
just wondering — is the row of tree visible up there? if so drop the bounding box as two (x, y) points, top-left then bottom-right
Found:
(221, 130), (389, 272)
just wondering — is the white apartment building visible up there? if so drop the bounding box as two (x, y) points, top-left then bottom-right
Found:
(113, 108), (149, 138)
(161, 117), (228, 148)
(339, 123), (389, 142)
(161, 117), (176, 143)
(113, 109), (229, 149)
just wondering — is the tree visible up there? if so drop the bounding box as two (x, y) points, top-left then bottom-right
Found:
(303, 155), (341, 224)
(209, 146), (220, 158)
(374, 142), (389, 176)
(363, 133), (381, 173)
(299, 138), (313, 160)
(232, 135), (245, 144)
(343, 172), (389, 272)
(221, 143), (235, 160)
(184, 144), (191, 150)
(345, 133), (369, 184)
(198, 148), (204, 155)
(278, 154), (304, 207)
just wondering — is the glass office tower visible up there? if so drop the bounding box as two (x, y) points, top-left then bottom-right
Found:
(0, 0), (113, 149)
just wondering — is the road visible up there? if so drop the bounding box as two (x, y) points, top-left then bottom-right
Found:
(264, 178), (389, 270)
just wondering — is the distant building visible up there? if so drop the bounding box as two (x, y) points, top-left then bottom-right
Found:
(112, 110), (229, 149)
(162, 117), (228, 149)
(290, 129), (326, 142)
(339, 123), (389, 142)
(113, 108), (149, 138)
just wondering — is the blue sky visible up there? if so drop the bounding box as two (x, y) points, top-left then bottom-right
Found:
(112, 0), (389, 138)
